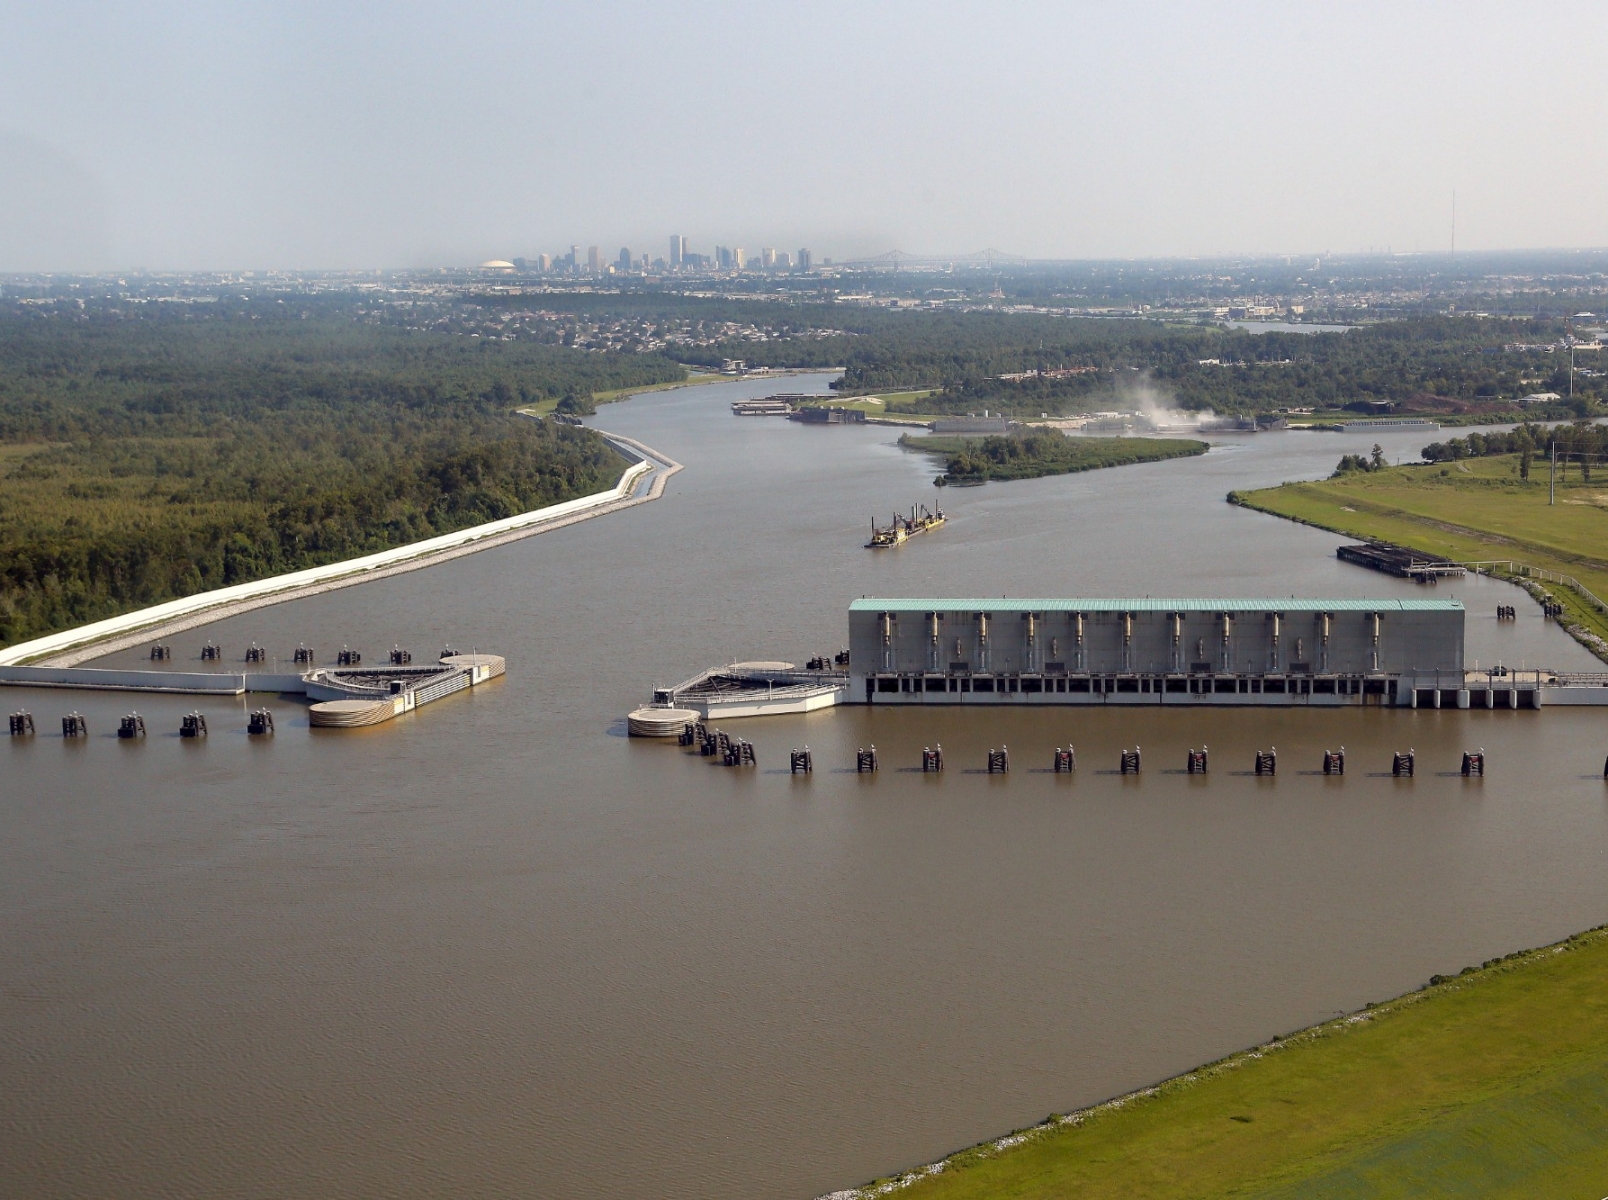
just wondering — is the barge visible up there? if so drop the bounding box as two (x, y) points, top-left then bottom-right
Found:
(1337, 541), (1465, 583)
(866, 504), (945, 548)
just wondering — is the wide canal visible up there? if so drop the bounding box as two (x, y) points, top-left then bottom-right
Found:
(3, 376), (1605, 1199)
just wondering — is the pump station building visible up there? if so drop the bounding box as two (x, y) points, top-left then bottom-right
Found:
(848, 598), (1467, 707)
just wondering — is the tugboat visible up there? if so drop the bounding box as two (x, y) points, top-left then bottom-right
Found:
(866, 504), (945, 548)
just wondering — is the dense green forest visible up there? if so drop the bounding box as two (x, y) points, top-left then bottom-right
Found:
(0, 312), (682, 647)
(829, 314), (1599, 420)
(489, 292), (1599, 423)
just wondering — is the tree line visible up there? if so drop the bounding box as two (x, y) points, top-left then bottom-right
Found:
(1419, 420), (1608, 481)
(0, 311), (676, 646)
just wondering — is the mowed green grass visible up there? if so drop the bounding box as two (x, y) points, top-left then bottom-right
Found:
(864, 928), (1608, 1200)
(801, 390), (935, 418)
(1232, 453), (1608, 644)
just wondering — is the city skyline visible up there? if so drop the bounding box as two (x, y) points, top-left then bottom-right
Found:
(4, 3), (1608, 271)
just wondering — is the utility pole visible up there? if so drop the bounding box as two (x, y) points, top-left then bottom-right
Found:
(1568, 314), (1575, 401)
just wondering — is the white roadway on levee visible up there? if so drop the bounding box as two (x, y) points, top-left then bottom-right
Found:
(0, 432), (681, 669)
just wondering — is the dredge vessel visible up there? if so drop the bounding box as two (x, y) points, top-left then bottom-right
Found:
(866, 504), (945, 549)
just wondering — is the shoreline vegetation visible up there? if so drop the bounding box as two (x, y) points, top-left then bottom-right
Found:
(2, 434), (679, 668)
(521, 366), (845, 417)
(825, 923), (1608, 1200)
(902, 432), (1208, 486)
(1229, 450), (1608, 661)
(0, 314), (683, 648)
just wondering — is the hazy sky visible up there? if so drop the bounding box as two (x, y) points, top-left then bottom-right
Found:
(3, 1), (1607, 271)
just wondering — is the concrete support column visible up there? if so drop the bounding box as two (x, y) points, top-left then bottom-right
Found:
(1457, 688), (1470, 709)
(1431, 688), (1441, 708)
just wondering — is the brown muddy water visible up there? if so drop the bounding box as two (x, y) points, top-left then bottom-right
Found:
(4, 375), (1607, 1199)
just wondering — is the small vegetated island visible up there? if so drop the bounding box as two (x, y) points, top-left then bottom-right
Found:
(904, 431), (1207, 486)
(1229, 421), (1608, 655)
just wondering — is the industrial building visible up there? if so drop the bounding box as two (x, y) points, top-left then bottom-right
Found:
(848, 598), (1468, 707)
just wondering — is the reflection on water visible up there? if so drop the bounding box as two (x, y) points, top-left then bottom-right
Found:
(4, 374), (1607, 1200)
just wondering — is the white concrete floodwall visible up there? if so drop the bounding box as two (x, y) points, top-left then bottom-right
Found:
(0, 666), (252, 694)
(0, 433), (672, 667)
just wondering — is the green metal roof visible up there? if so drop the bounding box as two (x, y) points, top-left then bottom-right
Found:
(850, 598), (1463, 613)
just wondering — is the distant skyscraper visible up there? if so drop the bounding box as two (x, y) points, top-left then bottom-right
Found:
(587, 245), (602, 273)
(537, 253), (552, 272)
(512, 257), (528, 271)
(760, 248), (775, 269)
(716, 245), (731, 270)
(797, 248), (813, 272)
(775, 251), (792, 270)
(733, 247), (746, 270)
(618, 247), (632, 270)
(569, 245), (581, 272)
(670, 235), (685, 267)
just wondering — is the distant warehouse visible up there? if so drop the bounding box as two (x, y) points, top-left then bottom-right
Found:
(790, 405), (866, 424)
(848, 598), (1465, 707)
(930, 416), (1012, 434)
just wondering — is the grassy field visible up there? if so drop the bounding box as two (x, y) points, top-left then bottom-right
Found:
(841, 925), (1608, 1200)
(1230, 453), (1608, 651)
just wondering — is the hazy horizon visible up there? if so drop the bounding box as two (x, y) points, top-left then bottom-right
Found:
(4, 1), (1607, 273)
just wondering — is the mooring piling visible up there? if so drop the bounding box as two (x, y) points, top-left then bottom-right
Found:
(856, 746), (878, 772)
(180, 712), (208, 738)
(1053, 746), (1075, 773)
(248, 709), (275, 735)
(1323, 747), (1346, 775)
(1120, 747), (1142, 774)
(9, 710), (35, 736)
(1186, 747), (1208, 774)
(61, 713), (87, 738)
(1255, 748), (1277, 776)
(117, 713), (146, 739)
(790, 747), (813, 773)
(923, 745), (944, 772)
(1461, 749), (1486, 777)
(987, 746), (1009, 774)
(1393, 749), (1416, 777)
